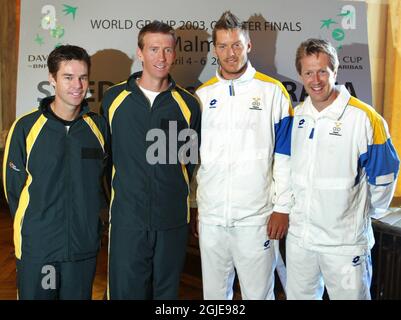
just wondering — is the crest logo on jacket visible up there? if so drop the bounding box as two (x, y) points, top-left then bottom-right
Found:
(329, 121), (342, 136)
(209, 99), (217, 109)
(250, 97), (262, 110)
(298, 119), (305, 128)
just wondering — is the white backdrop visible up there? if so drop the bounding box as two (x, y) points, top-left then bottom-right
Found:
(17, 0), (371, 115)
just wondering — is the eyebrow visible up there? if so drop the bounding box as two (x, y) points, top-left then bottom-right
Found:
(61, 73), (88, 76)
(149, 45), (173, 48)
(216, 40), (242, 45)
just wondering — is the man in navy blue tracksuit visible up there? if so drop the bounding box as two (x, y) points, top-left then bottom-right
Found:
(102, 21), (201, 299)
(3, 45), (108, 299)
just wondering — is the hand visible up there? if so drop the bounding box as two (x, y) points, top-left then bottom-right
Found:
(190, 208), (199, 238)
(267, 212), (289, 240)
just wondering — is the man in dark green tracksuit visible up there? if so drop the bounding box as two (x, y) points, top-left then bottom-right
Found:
(3, 45), (108, 299)
(101, 21), (201, 299)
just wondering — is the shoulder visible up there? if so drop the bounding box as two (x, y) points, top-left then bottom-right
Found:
(102, 81), (129, 107)
(293, 101), (305, 114)
(347, 96), (384, 128)
(253, 72), (289, 97)
(347, 96), (387, 143)
(84, 112), (108, 132)
(11, 108), (43, 133)
(348, 96), (380, 120)
(196, 76), (219, 93)
(104, 80), (128, 94)
(174, 85), (201, 112)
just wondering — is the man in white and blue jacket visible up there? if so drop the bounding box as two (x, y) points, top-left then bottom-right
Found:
(287, 38), (400, 300)
(192, 11), (293, 300)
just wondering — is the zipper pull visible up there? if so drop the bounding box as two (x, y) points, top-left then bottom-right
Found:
(309, 128), (314, 139)
(229, 80), (235, 96)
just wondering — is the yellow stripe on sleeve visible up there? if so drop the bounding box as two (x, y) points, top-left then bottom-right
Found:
(171, 90), (191, 126)
(83, 115), (105, 151)
(108, 90), (131, 132)
(349, 97), (387, 144)
(106, 165), (116, 300)
(14, 114), (48, 259)
(181, 164), (190, 223)
(2, 109), (38, 203)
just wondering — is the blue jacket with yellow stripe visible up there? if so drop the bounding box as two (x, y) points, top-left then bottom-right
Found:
(3, 96), (109, 262)
(101, 71), (201, 230)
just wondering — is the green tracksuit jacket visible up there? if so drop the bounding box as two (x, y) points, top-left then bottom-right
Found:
(101, 72), (201, 230)
(3, 96), (109, 262)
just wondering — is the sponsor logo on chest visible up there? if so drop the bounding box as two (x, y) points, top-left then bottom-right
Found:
(209, 99), (217, 109)
(298, 119), (305, 128)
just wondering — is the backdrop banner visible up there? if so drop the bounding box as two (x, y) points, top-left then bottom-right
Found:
(17, 0), (371, 115)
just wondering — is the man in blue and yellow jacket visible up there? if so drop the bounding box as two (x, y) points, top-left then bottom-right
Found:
(102, 21), (201, 299)
(3, 45), (108, 299)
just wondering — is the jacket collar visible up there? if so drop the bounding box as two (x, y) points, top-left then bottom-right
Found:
(39, 96), (91, 121)
(296, 85), (351, 120)
(215, 61), (256, 85)
(125, 71), (176, 93)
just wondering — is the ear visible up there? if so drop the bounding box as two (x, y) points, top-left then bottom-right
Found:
(247, 40), (252, 53)
(48, 73), (56, 86)
(136, 47), (143, 62)
(298, 73), (303, 82)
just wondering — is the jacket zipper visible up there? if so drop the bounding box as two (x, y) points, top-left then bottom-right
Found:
(65, 124), (71, 259)
(229, 80), (235, 97)
(226, 80), (235, 226)
(305, 117), (317, 243)
(147, 92), (153, 229)
(135, 85), (154, 229)
(64, 118), (81, 259)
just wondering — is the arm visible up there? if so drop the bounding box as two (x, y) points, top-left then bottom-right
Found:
(268, 86), (293, 239)
(98, 114), (112, 204)
(186, 97), (201, 180)
(188, 97), (202, 237)
(361, 116), (400, 215)
(100, 95), (113, 196)
(189, 166), (200, 238)
(2, 121), (28, 218)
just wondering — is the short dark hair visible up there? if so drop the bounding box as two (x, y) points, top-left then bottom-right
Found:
(295, 38), (339, 75)
(137, 20), (176, 50)
(212, 11), (250, 45)
(47, 45), (91, 77)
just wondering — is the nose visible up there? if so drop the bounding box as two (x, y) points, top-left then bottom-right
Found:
(72, 77), (83, 88)
(158, 50), (166, 61)
(311, 72), (320, 83)
(227, 45), (235, 56)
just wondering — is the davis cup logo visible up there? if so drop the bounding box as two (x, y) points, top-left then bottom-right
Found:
(36, 4), (78, 47)
(320, 5), (356, 50)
